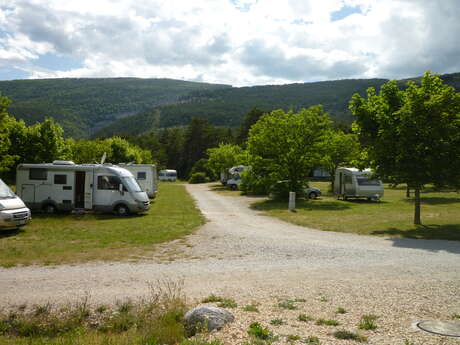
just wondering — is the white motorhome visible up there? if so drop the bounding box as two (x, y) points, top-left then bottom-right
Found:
(0, 178), (31, 229)
(226, 165), (249, 190)
(16, 161), (150, 215)
(334, 167), (384, 201)
(159, 169), (177, 182)
(118, 164), (157, 199)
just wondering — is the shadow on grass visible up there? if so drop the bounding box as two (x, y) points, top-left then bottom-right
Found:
(372, 224), (460, 251)
(403, 197), (460, 205)
(251, 199), (352, 212)
(0, 228), (25, 238)
(30, 212), (148, 221)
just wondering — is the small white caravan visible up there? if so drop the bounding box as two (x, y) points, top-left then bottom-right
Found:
(159, 169), (177, 182)
(16, 161), (150, 215)
(118, 164), (158, 199)
(334, 167), (384, 201)
(0, 178), (31, 229)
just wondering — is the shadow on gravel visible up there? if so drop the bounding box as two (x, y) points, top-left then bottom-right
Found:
(373, 224), (460, 252)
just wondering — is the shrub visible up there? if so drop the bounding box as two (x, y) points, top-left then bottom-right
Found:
(358, 315), (378, 330)
(189, 172), (208, 184)
(333, 330), (367, 342)
(247, 322), (274, 340)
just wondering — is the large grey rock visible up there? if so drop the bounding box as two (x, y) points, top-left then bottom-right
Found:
(184, 305), (235, 334)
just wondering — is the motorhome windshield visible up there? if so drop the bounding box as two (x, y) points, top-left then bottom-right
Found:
(0, 180), (15, 198)
(356, 176), (381, 186)
(122, 177), (143, 192)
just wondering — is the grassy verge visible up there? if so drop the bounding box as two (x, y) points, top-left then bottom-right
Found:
(252, 182), (460, 241)
(0, 183), (205, 267)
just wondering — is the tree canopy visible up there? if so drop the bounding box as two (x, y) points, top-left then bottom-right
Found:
(350, 72), (460, 224)
(245, 106), (331, 194)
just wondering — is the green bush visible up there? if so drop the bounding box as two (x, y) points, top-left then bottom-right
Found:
(188, 172), (208, 184)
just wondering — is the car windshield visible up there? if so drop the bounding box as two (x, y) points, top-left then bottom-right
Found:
(356, 176), (381, 186)
(122, 177), (143, 192)
(0, 180), (15, 198)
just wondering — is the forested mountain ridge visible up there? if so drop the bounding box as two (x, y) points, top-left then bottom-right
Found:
(0, 78), (230, 138)
(1, 72), (459, 139)
(94, 72), (460, 137)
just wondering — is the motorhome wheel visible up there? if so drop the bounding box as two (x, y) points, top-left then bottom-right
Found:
(115, 204), (130, 216)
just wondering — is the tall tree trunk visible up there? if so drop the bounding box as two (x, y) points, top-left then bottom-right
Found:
(406, 186), (410, 198)
(414, 187), (421, 225)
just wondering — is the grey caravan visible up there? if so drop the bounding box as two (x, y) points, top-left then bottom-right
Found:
(118, 164), (158, 199)
(334, 168), (384, 201)
(16, 161), (150, 215)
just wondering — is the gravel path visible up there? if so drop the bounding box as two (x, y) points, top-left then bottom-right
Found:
(1, 183), (459, 344)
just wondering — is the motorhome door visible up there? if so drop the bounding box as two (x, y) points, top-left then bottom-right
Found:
(84, 171), (93, 209)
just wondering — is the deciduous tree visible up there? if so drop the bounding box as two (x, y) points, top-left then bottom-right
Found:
(350, 72), (460, 225)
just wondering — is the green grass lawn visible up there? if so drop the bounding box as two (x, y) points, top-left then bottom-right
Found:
(252, 182), (460, 241)
(0, 183), (205, 267)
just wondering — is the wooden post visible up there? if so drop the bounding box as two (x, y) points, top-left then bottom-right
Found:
(289, 192), (296, 211)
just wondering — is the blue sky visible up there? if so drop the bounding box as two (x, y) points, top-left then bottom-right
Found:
(1, 0), (459, 86)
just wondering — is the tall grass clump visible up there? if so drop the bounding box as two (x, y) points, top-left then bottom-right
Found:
(0, 280), (190, 345)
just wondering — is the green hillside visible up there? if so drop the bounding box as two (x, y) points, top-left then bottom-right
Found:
(96, 72), (460, 137)
(0, 78), (230, 137)
(2, 72), (459, 139)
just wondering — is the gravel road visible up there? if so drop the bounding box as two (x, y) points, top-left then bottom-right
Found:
(1, 183), (459, 344)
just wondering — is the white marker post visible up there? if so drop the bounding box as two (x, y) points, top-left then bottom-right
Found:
(288, 192), (296, 211)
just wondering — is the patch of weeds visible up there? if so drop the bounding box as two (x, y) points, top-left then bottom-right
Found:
(297, 314), (314, 322)
(303, 336), (320, 344)
(452, 313), (460, 319)
(319, 296), (328, 302)
(116, 300), (133, 313)
(294, 298), (306, 303)
(201, 294), (224, 303)
(95, 305), (108, 314)
(403, 339), (415, 345)
(244, 304), (259, 312)
(315, 318), (340, 326)
(180, 338), (224, 345)
(336, 307), (347, 314)
(247, 322), (274, 341)
(217, 298), (237, 308)
(270, 318), (285, 326)
(278, 300), (297, 310)
(333, 330), (367, 342)
(33, 303), (52, 316)
(287, 334), (301, 341)
(358, 314), (378, 330)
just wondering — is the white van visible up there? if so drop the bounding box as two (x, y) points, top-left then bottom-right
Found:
(118, 164), (157, 199)
(334, 167), (384, 201)
(16, 161), (150, 215)
(0, 178), (31, 229)
(159, 169), (177, 182)
(226, 165), (249, 190)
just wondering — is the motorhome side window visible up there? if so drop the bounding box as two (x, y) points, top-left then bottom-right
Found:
(29, 168), (47, 180)
(137, 172), (146, 180)
(97, 175), (122, 190)
(54, 174), (67, 184)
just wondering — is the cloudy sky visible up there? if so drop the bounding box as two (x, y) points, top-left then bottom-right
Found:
(1, 0), (459, 86)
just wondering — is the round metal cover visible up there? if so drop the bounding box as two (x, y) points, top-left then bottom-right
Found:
(417, 320), (460, 337)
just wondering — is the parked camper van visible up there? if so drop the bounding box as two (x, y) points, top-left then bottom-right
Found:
(0, 178), (31, 229)
(118, 164), (157, 199)
(334, 167), (384, 201)
(16, 161), (150, 215)
(226, 165), (249, 190)
(159, 169), (177, 182)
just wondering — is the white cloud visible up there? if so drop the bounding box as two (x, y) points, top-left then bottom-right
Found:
(0, 0), (459, 85)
